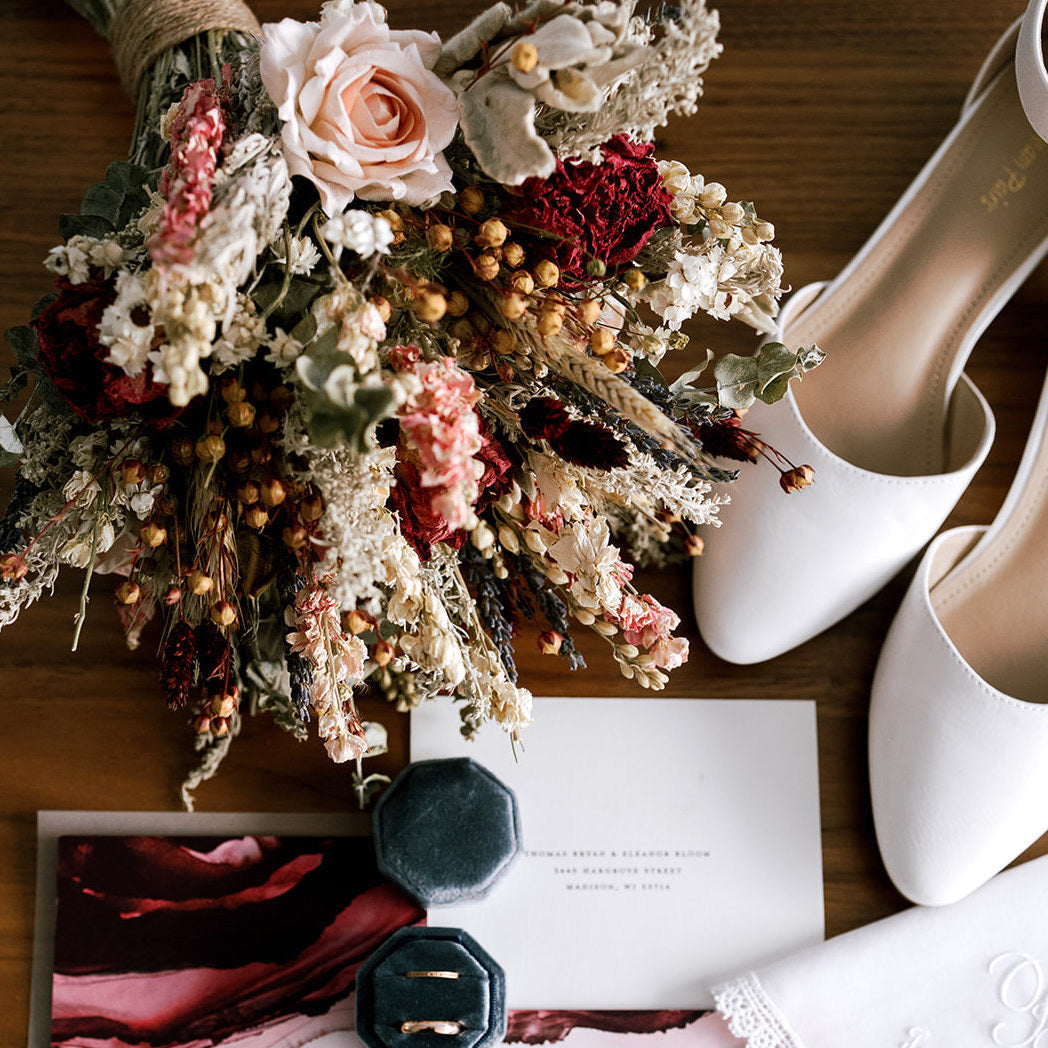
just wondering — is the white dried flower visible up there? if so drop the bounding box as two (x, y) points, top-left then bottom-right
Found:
(320, 210), (395, 260)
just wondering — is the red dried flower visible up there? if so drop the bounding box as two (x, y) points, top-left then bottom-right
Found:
(32, 278), (173, 424)
(513, 135), (674, 285)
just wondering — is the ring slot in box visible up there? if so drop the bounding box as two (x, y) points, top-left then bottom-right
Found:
(355, 926), (507, 1048)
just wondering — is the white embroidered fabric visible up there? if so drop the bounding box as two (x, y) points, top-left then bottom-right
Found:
(713, 972), (804, 1048)
(706, 852), (1048, 1048)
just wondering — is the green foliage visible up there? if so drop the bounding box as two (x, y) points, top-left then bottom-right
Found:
(58, 161), (152, 241)
(0, 416), (22, 467)
(295, 327), (395, 450)
(713, 342), (824, 410)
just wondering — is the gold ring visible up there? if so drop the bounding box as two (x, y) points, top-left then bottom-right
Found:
(405, 970), (461, 979)
(400, 1020), (464, 1035)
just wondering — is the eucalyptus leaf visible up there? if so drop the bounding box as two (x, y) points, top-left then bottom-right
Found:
(5, 326), (38, 367)
(713, 352), (760, 410)
(354, 384), (394, 418)
(59, 213), (113, 241)
(669, 348), (715, 395)
(0, 415), (22, 467)
(290, 312), (317, 345)
(105, 160), (149, 193)
(323, 364), (359, 408)
(30, 294), (58, 320)
(759, 374), (790, 404)
(306, 409), (346, 447)
(755, 342), (797, 388)
(81, 182), (123, 223)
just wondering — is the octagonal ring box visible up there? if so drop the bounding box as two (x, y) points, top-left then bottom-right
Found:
(356, 926), (506, 1048)
(373, 757), (522, 907)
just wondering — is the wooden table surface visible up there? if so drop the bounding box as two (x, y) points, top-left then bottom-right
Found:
(2, 0), (1046, 1039)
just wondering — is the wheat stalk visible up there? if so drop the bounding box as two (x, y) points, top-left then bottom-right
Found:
(530, 333), (709, 471)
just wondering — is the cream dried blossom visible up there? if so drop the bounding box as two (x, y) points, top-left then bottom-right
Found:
(270, 233), (322, 275)
(539, 0), (722, 160)
(44, 235), (125, 284)
(192, 136), (293, 310)
(211, 295), (267, 372)
(265, 327), (305, 369)
(99, 270), (156, 377)
(319, 210), (395, 260)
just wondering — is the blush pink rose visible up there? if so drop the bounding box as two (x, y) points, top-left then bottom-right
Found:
(260, 1), (460, 212)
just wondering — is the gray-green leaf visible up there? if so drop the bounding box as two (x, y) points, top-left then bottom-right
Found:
(0, 415), (23, 467)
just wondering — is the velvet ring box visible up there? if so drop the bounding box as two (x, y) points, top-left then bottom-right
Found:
(355, 926), (507, 1048)
(373, 756), (523, 907)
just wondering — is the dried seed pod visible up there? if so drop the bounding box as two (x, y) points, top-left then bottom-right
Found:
(446, 291), (469, 317)
(186, 569), (214, 596)
(260, 478), (287, 508)
(236, 481), (260, 505)
(533, 259), (559, 288)
(475, 218), (508, 248)
(426, 223), (454, 251)
(538, 630), (563, 655)
(210, 600), (238, 628)
(502, 241), (525, 268)
(220, 375), (246, 403)
(120, 459), (145, 486)
(226, 400), (256, 428)
(460, 186), (484, 214)
(473, 252), (500, 281)
(244, 504), (269, 529)
(115, 580), (141, 605)
(140, 522), (167, 548)
(282, 524), (309, 550)
(414, 290), (447, 323)
(169, 438), (195, 466)
(195, 434), (226, 464)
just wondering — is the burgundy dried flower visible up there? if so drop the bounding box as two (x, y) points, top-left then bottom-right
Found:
(550, 422), (629, 470)
(695, 413), (764, 463)
(518, 397), (571, 441)
(160, 620), (196, 711)
(32, 278), (173, 424)
(518, 396), (628, 470)
(196, 619), (234, 691)
(513, 135), (674, 286)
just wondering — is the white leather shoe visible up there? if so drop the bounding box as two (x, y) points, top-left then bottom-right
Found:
(693, 0), (1048, 664)
(870, 363), (1048, 906)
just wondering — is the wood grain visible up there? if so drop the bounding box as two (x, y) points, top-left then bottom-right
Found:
(1, 0), (1046, 1040)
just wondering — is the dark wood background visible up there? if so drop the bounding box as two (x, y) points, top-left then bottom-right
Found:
(1, 0), (1046, 1040)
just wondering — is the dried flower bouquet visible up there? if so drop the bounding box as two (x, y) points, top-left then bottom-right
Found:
(0, 0), (819, 803)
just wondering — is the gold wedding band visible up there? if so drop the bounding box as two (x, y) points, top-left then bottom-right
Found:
(400, 1021), (464, 1035)
(404, 970), (461, 979)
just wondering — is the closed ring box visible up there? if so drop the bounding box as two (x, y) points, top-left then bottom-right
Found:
(355, 926), (507, 1048)
(373, 757), (522, 907)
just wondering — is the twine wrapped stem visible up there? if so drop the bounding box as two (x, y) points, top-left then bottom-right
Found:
(109, 0), (261, 99)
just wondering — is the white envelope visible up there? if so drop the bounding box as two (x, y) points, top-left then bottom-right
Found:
(411, 697), (824, 1009)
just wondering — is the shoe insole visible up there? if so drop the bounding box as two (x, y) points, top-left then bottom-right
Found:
(932, 425), (1048, 704)
(786, 64), (1048, 477)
